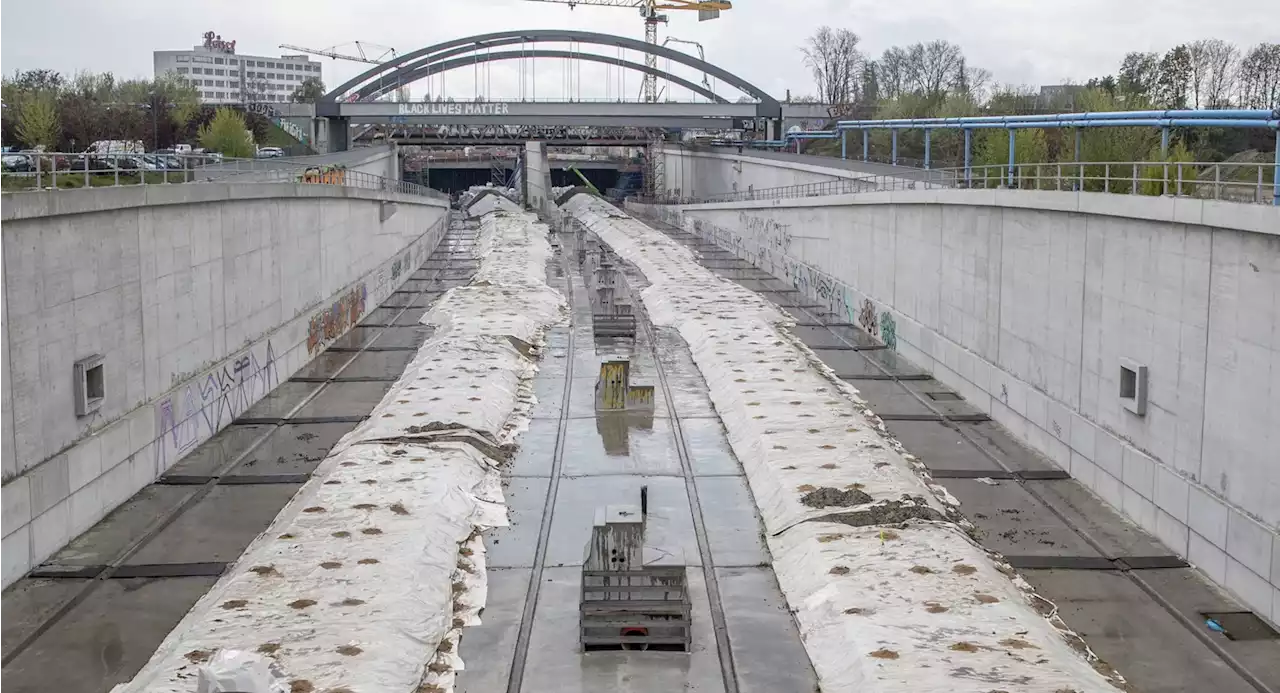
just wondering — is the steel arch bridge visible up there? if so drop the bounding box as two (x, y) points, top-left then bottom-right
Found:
(317, 29), (782, 124)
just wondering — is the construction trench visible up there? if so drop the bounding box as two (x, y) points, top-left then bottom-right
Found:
(5, 191), (1279, 693)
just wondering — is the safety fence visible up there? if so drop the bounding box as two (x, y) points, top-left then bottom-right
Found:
(644, 160), (1276, 206)
(0, 151), (445, 200)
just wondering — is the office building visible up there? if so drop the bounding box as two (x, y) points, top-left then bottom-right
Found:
(154, 31), (322, 104)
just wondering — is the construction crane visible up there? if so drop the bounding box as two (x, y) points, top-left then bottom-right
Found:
(662, 37), (710, 92)
(522, 0), (730, 102)
(278, 42), (398, 65)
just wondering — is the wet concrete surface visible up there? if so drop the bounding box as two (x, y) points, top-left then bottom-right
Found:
(1, 222), (482, 693)
(640, 212), (1280, 693)
(456, 222), (818, 693)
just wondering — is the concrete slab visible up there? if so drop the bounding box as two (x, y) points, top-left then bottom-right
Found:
(716, 566), (819, 693)
(509, 417), (559, 477)
(358, 306), (402, 326)
(396, 280), (436, 293)
(162, 424), (273, 477)
(1026, 479), (1170, 558)
(667, 376), (718, 419)
(488, 477), (551, 569)
(291, 351), (356, 380)
(409, 293), (442, 308)
(380, 292), (416, 308)
(1, 577), (218, 693)
(960, 421), (1059, 473)
(334, 349), (416, 380)
(291, 380), (393, 419)
(455, 568), (531, 693)
(124, 484), (303, 566)
(861, 348), (929, 377)
(519, 566), (726, 693)
(241, 381), (321, 419)
(561, 416), (682, 477)
(545, 476), (697, 568)
(787, 324), (863, 350)
(880, 419), (1005, 473)
(810, 349), (881, 378)
(227, 422), (355, 476)
(846, 379), (937, 417)
(44, 486), (196, 567)
(2, 577), (90, 659)
(371, 325), (431, 349)
(530, 377), (566, 419)
(946, 478), (1104, 558)
(329, 326), (382, 350)
(695, 477), (769, 568)
(679, 418), (741, 477)
(1136, 568), (1280, 685)
(1021, 569), (1261, 693)
(394, 307), (429, 326)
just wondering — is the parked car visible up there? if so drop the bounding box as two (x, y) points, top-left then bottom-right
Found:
(256, 147), (285, 158)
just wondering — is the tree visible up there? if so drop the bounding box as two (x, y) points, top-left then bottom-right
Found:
(877, 47), (909, 100)
(1237, 43), (1280, 108)
(904, 40), (965, 100)
(1200, 39), (1240, 108)
(1156, 45), (1192, 108)
(801, 26), (863, 105)
(198, 107), (254, 157)
(16, 90), (60, 149)
(1118, 52), (1161, 99)
(291, 76), (326, 103)
(9, 69), (64, 94)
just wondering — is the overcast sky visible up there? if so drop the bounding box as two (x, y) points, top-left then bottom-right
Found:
(3, 0), (1277, 101)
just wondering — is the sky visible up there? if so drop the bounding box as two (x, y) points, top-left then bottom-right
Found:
(2, 0), (1277, 102)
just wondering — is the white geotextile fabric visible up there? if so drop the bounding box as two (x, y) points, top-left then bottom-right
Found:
(770, 521), (1118, 692)
(560, 194), (1123, 693)
(115, 209), (567, 693)
(114, 442), (505, 693)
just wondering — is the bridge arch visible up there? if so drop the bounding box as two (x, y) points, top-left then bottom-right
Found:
(354, 50), (726, 104)
(324, 29), (780, 117)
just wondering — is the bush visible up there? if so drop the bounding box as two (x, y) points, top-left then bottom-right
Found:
(198, 107), (254, 158)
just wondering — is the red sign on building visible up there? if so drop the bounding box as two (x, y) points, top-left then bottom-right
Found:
(202, 31), (236, 54)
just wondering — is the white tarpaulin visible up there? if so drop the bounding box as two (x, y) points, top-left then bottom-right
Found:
(560, 194), (1124, 693)
(115, 210), (566, 693)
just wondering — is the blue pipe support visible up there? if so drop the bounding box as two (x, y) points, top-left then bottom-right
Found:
(963, 129), (972, 185)
(1161, 127), (1170, 156)
(862, 130), (869, 162)
(891, 129), (898, 166)
(1274, 135), (1279, 206)
(1008, 129), (1016, 186)
(841, 130), (847, 160)
(1075, 129), (1082, 161)
(924, 129), (931, 170)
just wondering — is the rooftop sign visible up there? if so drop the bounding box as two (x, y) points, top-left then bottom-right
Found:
(202, 31), (236, 54)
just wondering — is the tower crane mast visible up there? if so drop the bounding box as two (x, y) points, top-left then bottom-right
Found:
(521, 0), (730, 102)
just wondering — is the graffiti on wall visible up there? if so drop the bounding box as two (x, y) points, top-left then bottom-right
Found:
(307, 283), (368, 355)
(677, 212), (902, 351)
(155, 340), (278, 469)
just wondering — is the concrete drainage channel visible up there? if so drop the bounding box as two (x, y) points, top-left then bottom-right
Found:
(0, 219), (482, 693)
(454, 217), (818, 693)
(636, 211), (1280, 693)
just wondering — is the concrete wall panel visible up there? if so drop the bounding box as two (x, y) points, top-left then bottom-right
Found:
(1, 183), (447, 587)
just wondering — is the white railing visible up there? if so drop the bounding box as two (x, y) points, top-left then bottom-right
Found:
(645, 160), (1277, 206)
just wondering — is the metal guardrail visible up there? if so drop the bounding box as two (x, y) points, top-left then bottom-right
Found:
(644, 160), (1276, 206)
(1, 150), (446, 201)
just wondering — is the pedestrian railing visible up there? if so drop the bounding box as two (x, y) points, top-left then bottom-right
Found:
(642, 160), (1277, 206)
(0, 151), (446, 200)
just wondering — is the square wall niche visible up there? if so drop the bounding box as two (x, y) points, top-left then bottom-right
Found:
(74, 354), (105, 417)
(1119, 358), (1148, 417)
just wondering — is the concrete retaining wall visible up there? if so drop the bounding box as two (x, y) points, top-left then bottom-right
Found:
(632, 188), (1280, 626)
(1, 183), (448, 587)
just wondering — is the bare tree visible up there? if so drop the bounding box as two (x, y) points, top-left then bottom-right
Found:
(877, 47), (909, 100)
(904, 40), (965, 99)
(1237, 43), (1280, 108)
(801, 26), (864, 105)
(1201, 40), (1240, 108)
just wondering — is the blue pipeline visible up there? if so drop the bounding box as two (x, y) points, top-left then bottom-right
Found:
(836, 109), (1278, 129)
(822, 119), (1280, 133)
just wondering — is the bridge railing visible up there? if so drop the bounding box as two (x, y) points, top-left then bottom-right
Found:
(0, 151), (447, 201)
(644, 160), (1277, 206)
